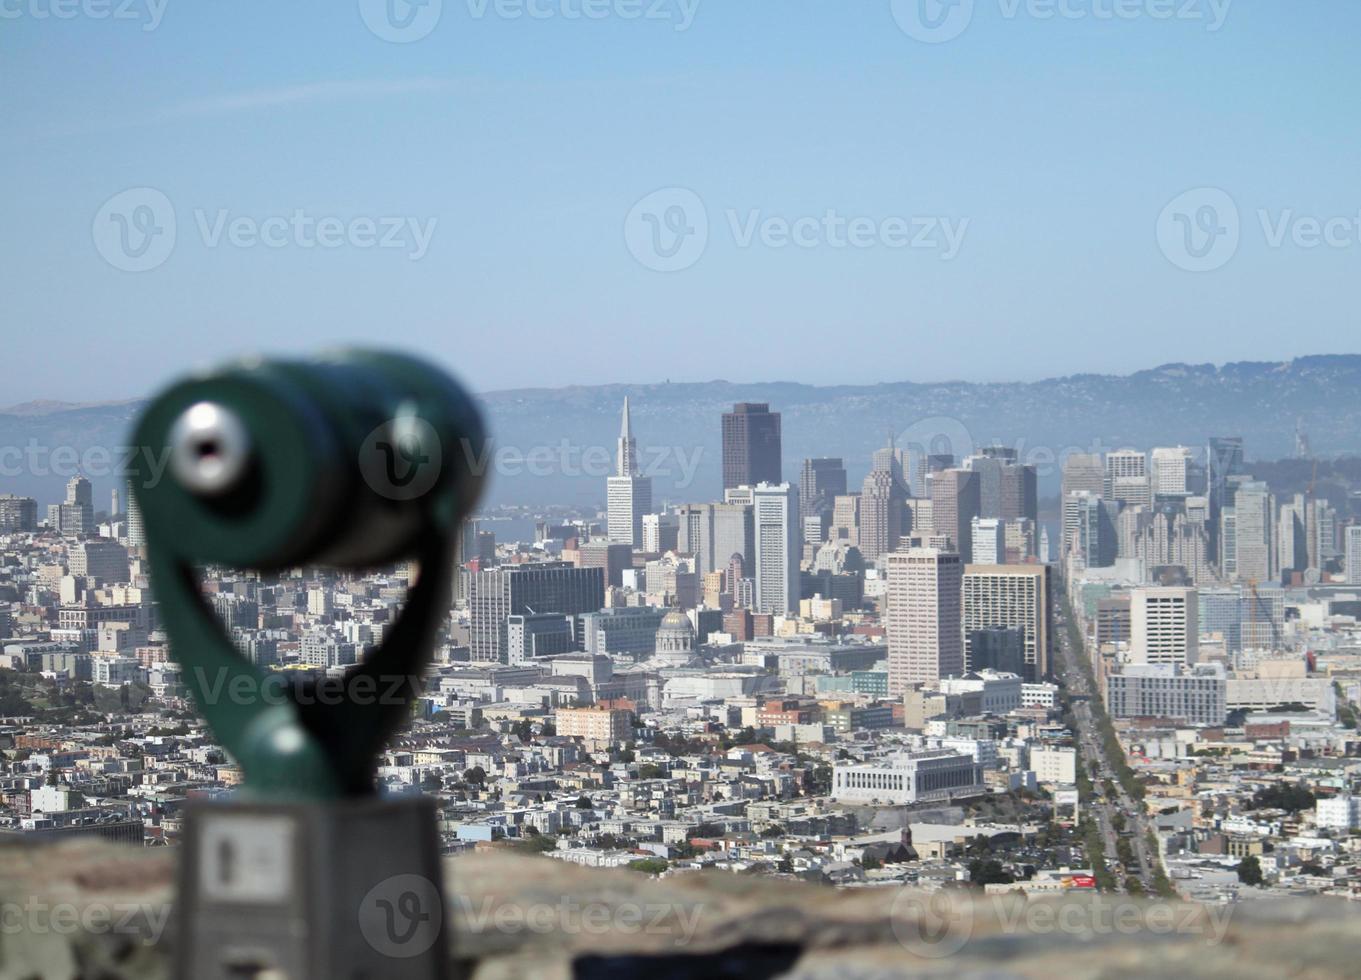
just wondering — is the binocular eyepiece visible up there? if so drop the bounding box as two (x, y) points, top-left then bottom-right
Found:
(130, 350), (486, 570)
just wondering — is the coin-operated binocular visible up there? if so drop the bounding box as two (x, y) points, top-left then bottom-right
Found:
(129, 351), (486, 980)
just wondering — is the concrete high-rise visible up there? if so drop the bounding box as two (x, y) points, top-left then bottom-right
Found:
(799, 457), (846, 542)
(1207, 436), (1244, 564)
(970, 517), (1005, 565)
(929, 469), (980, 560)
(1150, 446), (1194, 498)
(751, 483), (798, 615)
(722, 403), (782, 491)
(606, 397), (653, 547)
(1130, 587), (1199, 667)
(963, 564), (1050, 680)
(860, 442), (910, 563)
(965, 448), (1037, 523)
(469, 563), (605, 663)
(887, 548), (964, 693)
(1346, 525), (1361, 585)
(1233, 481), (1275, 584)
(1104, 449), (1151, 509)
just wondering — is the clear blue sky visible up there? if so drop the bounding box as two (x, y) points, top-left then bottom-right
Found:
(3, 1), (1359, 403)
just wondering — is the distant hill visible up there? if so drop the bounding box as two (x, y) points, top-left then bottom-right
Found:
(5, 355), (1361, 510)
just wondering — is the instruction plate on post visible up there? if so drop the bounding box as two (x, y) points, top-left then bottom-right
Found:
(197, 814), (296, 904)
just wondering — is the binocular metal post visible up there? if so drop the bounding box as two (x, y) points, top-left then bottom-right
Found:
(130, 351), (486, 980)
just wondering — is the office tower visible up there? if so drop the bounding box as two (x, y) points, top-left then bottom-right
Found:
(48, 475), (95, 537)
(575, 541), (633, 589)
(930, 469), (980, 560)
(1348, 526), (1361, 585)
(642, 513), (679, 553)
(886, 548), (964, 693)
(1064, 491), (1117, 568)
(1062, 453), (1105, 503)
(676, 501), (752, 575)
(799, 458), (847, 536)
(1003, 517), (1037, 564)
(751, 483), (798, 614)
(830, 493), (860, 546)
(69, 540), (130, 585)
(606, 398), (653, 547)
(1104, 449), (1151, 508)
(675, 503), (714, 572)
(67, 475), (93, 509)
(967, 626), (1026, 677)
(859, 447), (910, 563)
(110, 488), (120, 519)
(1207, 436), (1244, 564)
(1039, 526), (1051, 563)
(469, 563), (605, 663)
(1150, 447), (1194, 498)
(1129, 587), (1199, 667)
(998, 461), (1038, 524)
(1316, 502), (1339, 566)
(1241, 586), (1285, 650)
(713, 502), (754, 575)
(1233, 481), (1275, 584)
(1220, 509), (1238, 578)
(970, 517), (1005, 565)
(0, 495), (38, 532)
(1278, 495), (1309, 576)
(962, 563), (1050, 680)
(722, 403), (782, 490)
(965, 447), (1036, 523)
(1064, 453), (1106, 526)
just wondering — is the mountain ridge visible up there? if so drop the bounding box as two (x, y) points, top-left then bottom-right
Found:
(5, 354), (1361, 508)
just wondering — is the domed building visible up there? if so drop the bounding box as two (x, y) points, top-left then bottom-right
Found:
(655, 610), (695, 658)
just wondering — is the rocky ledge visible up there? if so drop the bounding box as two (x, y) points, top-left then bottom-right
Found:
(0, 840), (1357, 979)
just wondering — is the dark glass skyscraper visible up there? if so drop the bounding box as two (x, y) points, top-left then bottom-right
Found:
(722, 403), (782, 490)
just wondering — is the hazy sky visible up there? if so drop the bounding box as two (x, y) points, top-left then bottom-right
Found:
(3, 1), (1359, 404)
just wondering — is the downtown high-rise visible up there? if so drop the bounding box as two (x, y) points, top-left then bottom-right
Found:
(722, 403), (782, 490)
